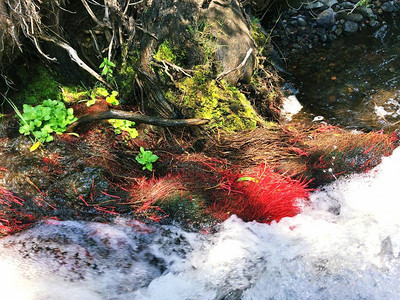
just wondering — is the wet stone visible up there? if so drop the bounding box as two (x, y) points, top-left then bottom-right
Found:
(317, 8), (336, 27)
(307, 1), (324, 9)
(345, 13), (363, 22)
(298, 17), (307, 26)
(381, 1), (395, 12)
(341, 1), (355, 8)
(344, 20), (359, 33)
(355, 6), (376, 18)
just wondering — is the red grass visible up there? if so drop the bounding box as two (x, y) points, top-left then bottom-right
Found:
(127, 175), (185, 221)
(0, 188), (36, 234)
(211, 165), (310, 223)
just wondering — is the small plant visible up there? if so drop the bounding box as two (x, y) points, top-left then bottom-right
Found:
(99, 58), (116, 80)
(357, 0), (371, 6)
(135, 147), (159, 171)
(106, 91), (119, 105)
(19, 99), (77, 144)
(86, 87), (110, 107)
(108, 119), (138, 139)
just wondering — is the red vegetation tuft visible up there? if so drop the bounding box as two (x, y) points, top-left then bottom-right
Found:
(127, 175), (185, 220)
(211, 165), (311, 223)
(0, 188), (36, 234)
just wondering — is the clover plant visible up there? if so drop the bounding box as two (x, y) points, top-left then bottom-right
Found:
(135, 147), (159, 171)
(108, 119), (138, 139)
(19, 99), (77, 143)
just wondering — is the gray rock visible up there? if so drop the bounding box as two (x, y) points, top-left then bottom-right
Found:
(317, 8), (336, 27)
(328, 33), (337, 41)
(297, 17), (307, 26)
(369, 20), (379, 27)
(344, 20), (359, 33)
(335, 28), (343, 35)
(346, 13), (363, 22)
(319, 0), (338, 6)
(306, 1), (324, 9)
(355, 6), (376, 18)
(341, 1), (355, 9)
(381, 1), (395, 12)
(336, 11), (347, 20)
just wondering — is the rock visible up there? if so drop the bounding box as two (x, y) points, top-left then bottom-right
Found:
(345, 13), (363, 22)
(332, 3), (341, 11)
(281, 83), (299, 96)
(297, 17), (307, 26)
(316, 28), (327, 41)
(341, 1), (355, 9)
(381, 1), (395, 12)
(205, 0), (257, 84)
(306, 1), (325, 9)
(328, 33), (337, 41)
(317, 8), (336, 27)
(344, 21), (359, 33)
(335, 28), (343, 36)
(319, 0), (338, 6)
(369, 20), (379, 27)
(355, 6), (376, 18)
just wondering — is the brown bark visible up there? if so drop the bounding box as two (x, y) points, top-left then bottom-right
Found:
(66, 109), (209, 132)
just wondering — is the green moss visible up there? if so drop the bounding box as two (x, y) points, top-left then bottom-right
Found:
(153, 40), (183, 65)
(118, 59), (137, 98)
(251, 18), (271, 56)
(61, 86), (90, 103)
(17, 66), (62, 105)
(156, 192), (214, 228)
(167, 66), (262, 132)
(61, 86), (110, 105)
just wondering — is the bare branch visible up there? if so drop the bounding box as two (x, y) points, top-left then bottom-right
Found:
(39, 35), (112, 89)
(67, 109), (210, 132)
(80, 0), (105, 28)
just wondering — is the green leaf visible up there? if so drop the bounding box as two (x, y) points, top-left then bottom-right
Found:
(237, 176), (258, 183)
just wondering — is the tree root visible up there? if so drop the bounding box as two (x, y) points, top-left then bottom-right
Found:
(66, 109), (209, 132)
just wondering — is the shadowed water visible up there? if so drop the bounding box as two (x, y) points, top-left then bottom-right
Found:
(288, 19), (400, 131)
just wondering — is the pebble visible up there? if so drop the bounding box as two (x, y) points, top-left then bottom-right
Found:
(298, 17), (307, 26)
(345, 13), (363, 22)
(306, 2), (324, 9)
(344, 20), (359, 33)
(267, 0), (398, 54)
(317, 8), (336, 27)
(381, 1), (395, 12)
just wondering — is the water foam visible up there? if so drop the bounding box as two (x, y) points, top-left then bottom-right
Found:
(1, 148), (400, 299)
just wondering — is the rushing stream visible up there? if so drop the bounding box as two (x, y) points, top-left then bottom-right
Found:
(1, 146), (400, 299)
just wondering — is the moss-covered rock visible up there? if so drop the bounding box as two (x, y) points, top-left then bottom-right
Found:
(166, 66), (262, 132)
(156, 192), (214, 229)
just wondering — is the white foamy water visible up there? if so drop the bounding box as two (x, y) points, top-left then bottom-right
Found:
(1, 148), (400, 299)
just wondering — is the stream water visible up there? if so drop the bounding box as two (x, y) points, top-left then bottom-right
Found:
(2, 17), (400, 300)
(1, 146), (400, 299)
(288, 18), (400, 131)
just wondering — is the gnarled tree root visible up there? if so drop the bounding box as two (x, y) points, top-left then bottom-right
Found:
(66, 109), (209, 132)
